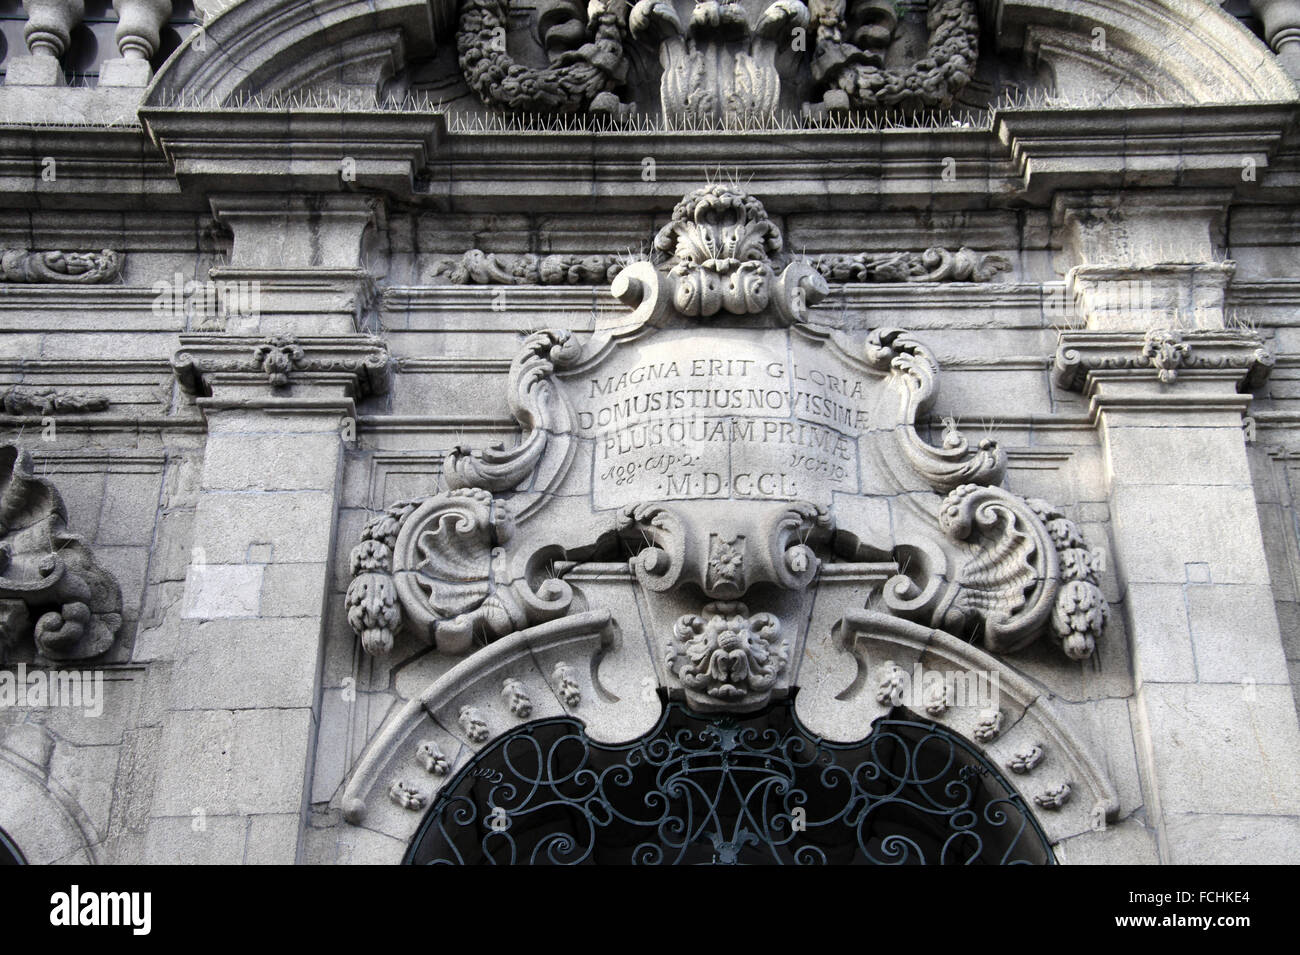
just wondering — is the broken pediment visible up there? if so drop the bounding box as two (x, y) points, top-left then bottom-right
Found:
(345, 184), (1109, 723)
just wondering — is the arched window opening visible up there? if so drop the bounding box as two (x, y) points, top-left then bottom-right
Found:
(406, 698), (1054, 865)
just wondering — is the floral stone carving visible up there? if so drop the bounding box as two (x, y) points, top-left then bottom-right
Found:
(0, 444), (123, 661)
(0, 249), (122, 284)
(650, 184), (787, 317)
(668, 601), (787, 712)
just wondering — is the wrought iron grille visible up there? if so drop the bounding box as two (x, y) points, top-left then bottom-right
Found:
(405, 699), (1055, 865)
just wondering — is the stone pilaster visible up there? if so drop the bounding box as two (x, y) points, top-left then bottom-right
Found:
(1055, 330), (1300, 862)
(145, 336), (388, 863)
(206, 194), (383, 336)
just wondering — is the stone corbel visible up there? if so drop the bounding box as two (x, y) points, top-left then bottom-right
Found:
(171, 333), (392, 414)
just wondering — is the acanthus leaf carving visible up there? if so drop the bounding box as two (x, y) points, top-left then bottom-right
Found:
(630, 0), (809, 126)
(431, 251), (626, 286)
(937, 484), (1108, 660)
(0, 444), (123, 661)
(0, 249), (122, 284)
(1, 387), (110, 416)
(815, 247), (1011, 284)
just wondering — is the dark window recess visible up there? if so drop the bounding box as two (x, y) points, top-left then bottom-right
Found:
(0, 826), (24, 865)
(406, 698), (1055, 866)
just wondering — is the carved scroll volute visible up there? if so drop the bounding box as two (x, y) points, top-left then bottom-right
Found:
(621, 500), (833, 599)
(865, 327), (1006, 492)
(391, 489), (515, 654)
(938, 485), (1059, 655)
(444, 329), (582, 495)
(0, 444), (122, 661)
(937, 485), (1108, 661)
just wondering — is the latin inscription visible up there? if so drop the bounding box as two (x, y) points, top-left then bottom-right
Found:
(570, 333), (874, 509)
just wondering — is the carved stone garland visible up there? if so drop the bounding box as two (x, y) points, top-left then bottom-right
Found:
(457, 0), (631, 113)
(0, 444), (123, 661)
(808, 0), (978, 111)
(0, 249), (122, 284)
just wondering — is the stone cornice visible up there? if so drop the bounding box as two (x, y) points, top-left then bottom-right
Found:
(995, 104), (1297, 202)
(1053, 329), (1274, 395)
(139, 108), (443, 195)
(171, 333), (392, 400)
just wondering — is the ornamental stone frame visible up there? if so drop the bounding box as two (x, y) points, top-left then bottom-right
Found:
(1, 0), (1299, 866)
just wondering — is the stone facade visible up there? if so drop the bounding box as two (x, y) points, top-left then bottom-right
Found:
(0, 0), (1299, 865)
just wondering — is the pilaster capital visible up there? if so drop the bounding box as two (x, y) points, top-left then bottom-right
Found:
(171, 332), (391, 417)
(1054, 328), (1273, 420)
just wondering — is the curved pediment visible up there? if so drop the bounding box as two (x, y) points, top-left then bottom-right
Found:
(143, 0), (1295, 112)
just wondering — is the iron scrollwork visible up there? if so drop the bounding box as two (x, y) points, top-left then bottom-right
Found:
(405, 700), (1054, 865)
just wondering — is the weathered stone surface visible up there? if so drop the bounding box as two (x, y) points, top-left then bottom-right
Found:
(1, 0), (1298, 869)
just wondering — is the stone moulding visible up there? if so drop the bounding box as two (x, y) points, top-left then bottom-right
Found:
(339, 609), (661, 827)
(814, 247), (1010, 284)
(431, 251), (626, 285)
(797, 609), (1119, 840)
(0, 444), (123, 662)
(171, 333), (393, 398)
(0, 249), (122, 284)
(1053, 330), (1274, 394)
(427, 246), (1011, 287)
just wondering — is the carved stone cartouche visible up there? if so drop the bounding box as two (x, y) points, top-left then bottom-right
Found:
(345, 184), (1108, 703)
